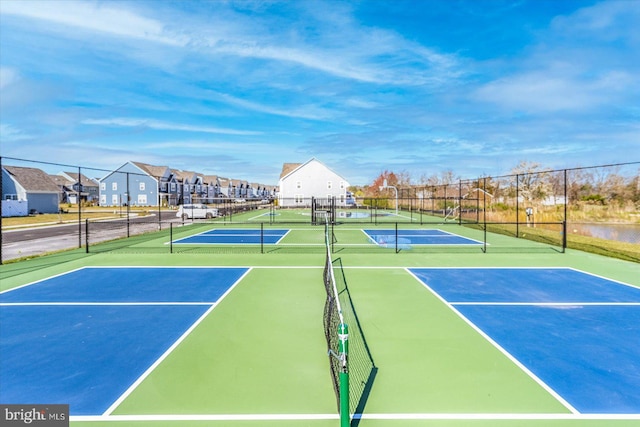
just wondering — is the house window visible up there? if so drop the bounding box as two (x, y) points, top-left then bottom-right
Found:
(139, 182), (145, 191)
(100, 182), (106, 190)
(112, 182), (117, 191)
(170, 183), (176, 192)
(138, 194), (147, 205)
(294, 194), (304, 204)
(112, 194), (118, 205)
(296, 181), (301, 189)
(340, 181), (345, 189)
(327, 181), (332, 189)
(100, 195), (106, 205)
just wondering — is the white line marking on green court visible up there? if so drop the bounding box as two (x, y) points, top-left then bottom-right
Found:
(71, 413), (640, 422)
(452, 302), (640, 306)
(102, 268), (253, 416)
(0, 302), (216, 306)
(406, 268), (580, 415)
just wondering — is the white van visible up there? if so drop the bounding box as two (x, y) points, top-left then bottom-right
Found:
(176, 204), (218, 219)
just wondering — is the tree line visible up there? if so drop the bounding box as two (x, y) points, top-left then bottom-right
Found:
(352, 161), (640, 207)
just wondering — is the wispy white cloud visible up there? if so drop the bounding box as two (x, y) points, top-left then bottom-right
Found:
(0, 0), (187, 46)
(0, 67), (19, 89)
(550, 0), (640, 41)
(210, 91), (335, 121)
(1, 0), (461, 87)
(1, 1), (637, 185)
(474, 70), (635, 113)
(81, 118), (262, 136)
(473, 1), (640, 115)
(0, 123), (32, 142)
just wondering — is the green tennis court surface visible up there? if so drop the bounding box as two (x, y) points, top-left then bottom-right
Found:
(1, 218), (639, 427)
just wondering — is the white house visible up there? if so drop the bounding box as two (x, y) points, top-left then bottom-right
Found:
(278, 158), (350, 207)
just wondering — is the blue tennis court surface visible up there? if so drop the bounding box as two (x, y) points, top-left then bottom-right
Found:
(363, 229), (482, 246)
(173, 228), (289, 245)
(410, 267), (640, 414)
(0, 267), (248, 415)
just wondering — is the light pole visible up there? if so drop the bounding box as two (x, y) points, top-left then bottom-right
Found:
(379, 179), (398, 216)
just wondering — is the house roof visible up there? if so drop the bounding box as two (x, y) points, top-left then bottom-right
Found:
(4, 166), (60, 193)
(202, 175), (219, 185)
(280, 163), (302, 179)
(279, 158), (348, 184)
(62, 171), (98, 185)
(49, 174), (74, 187)
(171, 169), (198, 182)
(132, 162), (169, 178)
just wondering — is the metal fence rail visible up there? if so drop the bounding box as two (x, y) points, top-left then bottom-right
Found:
(2, 158), (638, 263)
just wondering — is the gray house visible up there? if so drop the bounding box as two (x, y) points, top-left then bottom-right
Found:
(100, 161), (164, 207)
(171, 170), (199, 205)
(202, 175), (221, 203)
(59, 171), (100, 204)
(2, 165), (60, 215)
(129, 162), (174, 206)
(218, 177), (232, 199)
(49, 174), (76, 204)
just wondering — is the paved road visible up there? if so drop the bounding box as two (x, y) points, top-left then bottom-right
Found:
(1, 212), (182, 262)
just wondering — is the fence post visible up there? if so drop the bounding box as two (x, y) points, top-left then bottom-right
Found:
(85, 219), (89, 253)
(0, 156), (3, 265)
(260, 222), (264, 254)
(564, 168), (568, 235)
(458, 180), (462, 225)
(126, 172), (130, 238)
(78, 166), (82, 249)
(516, 174), (520, 238)
(483, 177), (487, 253)
(395, 222), (398, 253)
(170, 222), (173, 254)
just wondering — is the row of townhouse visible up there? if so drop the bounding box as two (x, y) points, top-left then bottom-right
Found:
(2, 157), (351, 216)
(98, 161), (276, 207)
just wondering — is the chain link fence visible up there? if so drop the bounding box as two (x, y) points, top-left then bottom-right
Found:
(2, 157), (638, 263)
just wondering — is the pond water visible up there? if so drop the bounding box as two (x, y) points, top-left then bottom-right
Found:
(570, 223), (640, 244)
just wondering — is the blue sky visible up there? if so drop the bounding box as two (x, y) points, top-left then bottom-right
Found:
(1, 0), (638, 185)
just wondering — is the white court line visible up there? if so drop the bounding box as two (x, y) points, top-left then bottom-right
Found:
(359, 229), (484, 245)
(452, 302), (640, 306)
(567, 267), (640, 291)
(405, 268), (580, 415)
(71, 413), (640, 422)
(0, 302), (216, 306)
(0, 266), (87, 295)
(274, 229), (292, 244)
(102, 268), (253, 416)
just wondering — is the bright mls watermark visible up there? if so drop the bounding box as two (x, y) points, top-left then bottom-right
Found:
(1, 405), (68, 426)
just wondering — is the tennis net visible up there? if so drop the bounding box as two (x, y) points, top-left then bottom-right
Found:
(323, 214), (345, 411)
(323, 214), (376, 422)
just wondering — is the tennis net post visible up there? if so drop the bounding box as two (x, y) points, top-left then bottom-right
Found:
(338, 323), (349, 427)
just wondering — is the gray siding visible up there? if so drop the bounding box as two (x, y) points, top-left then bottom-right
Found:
(27, 193), (59, 213)
(100, 162), (159, 206)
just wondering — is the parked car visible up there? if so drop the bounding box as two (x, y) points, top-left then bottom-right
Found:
(233, 198), (246, 203)
(176, 204), (218, 219)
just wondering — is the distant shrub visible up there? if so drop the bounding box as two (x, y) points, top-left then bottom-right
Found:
(491, 202), (510, 211)
(581, 194), (606, 205)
